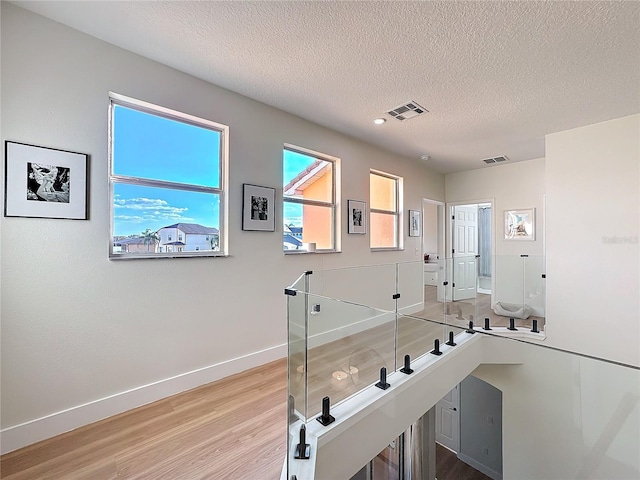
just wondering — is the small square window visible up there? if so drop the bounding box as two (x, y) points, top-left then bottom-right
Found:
(370, 170), (402, 249)
(283, 146), (339, 252)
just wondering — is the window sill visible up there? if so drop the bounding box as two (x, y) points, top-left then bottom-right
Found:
(109, 252), (230, 260)
(284, 250), (339, 255)
(370, 247), (403, 252)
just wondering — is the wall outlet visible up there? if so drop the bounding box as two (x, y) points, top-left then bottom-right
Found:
(310, 304), (321, 315)
(486, 415), (494, 424)
(483, 447), (489, 455)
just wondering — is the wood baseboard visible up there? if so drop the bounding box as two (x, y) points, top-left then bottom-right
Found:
(0, 343), (286, 454)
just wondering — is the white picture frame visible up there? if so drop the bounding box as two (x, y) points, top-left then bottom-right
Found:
(409, 209), (421, 237)
(4, 141), (88, 220)
(347, 199), (366, 234)
(504, 208), (535, 240)
(242, 184), (276, 231)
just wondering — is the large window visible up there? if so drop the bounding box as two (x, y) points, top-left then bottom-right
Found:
(370, 170), (402, 249)
(283, 145), (338, 252)
(109, 93), (228, 258)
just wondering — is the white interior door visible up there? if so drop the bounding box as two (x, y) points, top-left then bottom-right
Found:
(453, 205), (478, 301)
(435, 384), (460, 453)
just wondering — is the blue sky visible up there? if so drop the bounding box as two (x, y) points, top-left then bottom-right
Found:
(112, 105), (314, 236)
(283, 150), (314, 228)
(113, 105), (221, 236)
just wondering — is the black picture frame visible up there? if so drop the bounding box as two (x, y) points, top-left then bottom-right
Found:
(409, 209), (421, 237)
(347, 199), (367, 234)
(242, 184), (276, 231)
(4, 141), (89, 220)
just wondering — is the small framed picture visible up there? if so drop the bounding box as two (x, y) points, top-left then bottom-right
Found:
(347, 200), (366, 234)
(409, 209), (421, 237)
(504, 208), (535, 240)
(4, 141), (88, 220)
(242, 184), (276, 231)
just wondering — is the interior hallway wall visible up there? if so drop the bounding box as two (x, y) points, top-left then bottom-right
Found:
(545, 114), (639, 366)
(445, 159), (546, 316)
(445, 158), (546, 257)
(0, 3), (444, 451)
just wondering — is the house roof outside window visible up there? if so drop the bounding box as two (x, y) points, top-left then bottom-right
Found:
(159, 223), (219, 235)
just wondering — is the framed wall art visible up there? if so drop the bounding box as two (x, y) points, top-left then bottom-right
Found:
(4, 141), (88, 220)
(347, 199), (366, 234)
(409, 209), (421, 237)
(504, 208), (535, 240)
(242, 184), (276, 231)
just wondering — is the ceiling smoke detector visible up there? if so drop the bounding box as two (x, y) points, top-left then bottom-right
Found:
(386, 101), (428, 121)
(482, 155), (509, 164)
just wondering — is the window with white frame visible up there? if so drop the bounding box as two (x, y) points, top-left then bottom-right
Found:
(370, 169), (402, 249)
(283, 145), (338, 252)
(109, 93), (228, 258)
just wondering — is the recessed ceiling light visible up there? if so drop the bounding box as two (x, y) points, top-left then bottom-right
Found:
(373, 118), (386, 125)
(420, 154), (430, 161)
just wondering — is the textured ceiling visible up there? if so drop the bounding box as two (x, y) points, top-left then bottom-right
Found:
(12, 1), (640, 173)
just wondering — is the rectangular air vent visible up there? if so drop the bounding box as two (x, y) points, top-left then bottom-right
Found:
(482, 155), (509, 165)
(386, 101), (428, 121)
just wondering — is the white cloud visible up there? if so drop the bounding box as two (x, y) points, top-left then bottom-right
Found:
(115, 215), (145, 222)
(115, 197), (193, 223)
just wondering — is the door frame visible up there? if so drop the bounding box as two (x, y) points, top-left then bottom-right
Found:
(446, 198), (496, 306)
(422, 198), (446, 302)
(422, 198), (445, 260)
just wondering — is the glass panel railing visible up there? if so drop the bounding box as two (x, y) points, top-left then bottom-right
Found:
(308, 263), (397, 312)
(396, 312), (456, 367)
(305, 292), (396, 420)
(489, 255), (546, 331)
(439, 256), (477, 329)
(288, 270), (308, 293)
(286, 258), (637, 480)
(287, 283), (308, 423)
(286, 283), (307, 480)
(524, 254), (545, 330)
(414, 257), (446, 323)
(396, 260), (424, 315)
(468, 331), (640, 480)
(493, 254), (523, 325)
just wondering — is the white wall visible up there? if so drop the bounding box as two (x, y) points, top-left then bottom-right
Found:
(0, 4), (444, 451)
(545, 115), (639, 367)
(459, 375), (502, 479)
(423, 202), (438, 255)
(445, 158), (546, 257)
(445, 159), (546, 314)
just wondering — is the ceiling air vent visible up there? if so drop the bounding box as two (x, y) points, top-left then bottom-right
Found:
(482, 155), (509, 165)
(386, 101), (428, 121)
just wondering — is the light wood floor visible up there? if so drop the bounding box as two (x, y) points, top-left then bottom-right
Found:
(0, 359), (288, 480)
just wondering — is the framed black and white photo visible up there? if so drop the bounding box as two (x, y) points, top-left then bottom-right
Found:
(242, 184), (276, 231)
(347, 199), (366, 234)
(4, 141), (88, 220)
(409, 209), (421, 237)
(504, 208), (535, 240)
